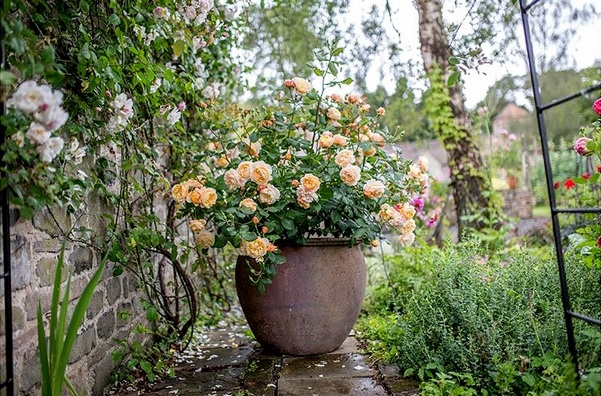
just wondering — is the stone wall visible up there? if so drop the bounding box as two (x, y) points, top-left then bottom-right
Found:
(0, 204), (146, 395)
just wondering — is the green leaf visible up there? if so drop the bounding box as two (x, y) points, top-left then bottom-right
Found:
(328, 62), (338, 77)
(37, 304), (52, 395)
(173, 40), (186, 57)
(19, 206), (34, 219)
(40, 46), (55, 65)
(313, 67), (324, 77)
(140, 360), (153, 374)
(108, 14), (121, 26)
(213, 235), (228, 249)
(146, 306), (159, 322)
(0, 70), (17, 85)
(332, 47), (344, 56)
(522, 373), (536, 386)
(340, 77), (353, 85)
(282, 218), (295, 231)
(448, 56), (460, 65)
(447, 72), (459, 87)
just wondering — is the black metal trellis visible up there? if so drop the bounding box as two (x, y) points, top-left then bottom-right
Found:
(0, 9), (14, 395)
(519, 0), (601, 375)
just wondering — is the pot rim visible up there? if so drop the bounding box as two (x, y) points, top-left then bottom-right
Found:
(277, 237), (360, 247)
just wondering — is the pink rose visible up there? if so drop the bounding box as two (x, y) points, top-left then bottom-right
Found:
(573, 137), (592, 156)
(593, 98), (601, 116)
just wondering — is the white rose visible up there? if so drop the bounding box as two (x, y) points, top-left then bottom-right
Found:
(37, 137), (64, 163)
(26, 122), (51, 145)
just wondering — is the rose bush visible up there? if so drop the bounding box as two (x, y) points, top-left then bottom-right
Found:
(172, 56), (430, 291)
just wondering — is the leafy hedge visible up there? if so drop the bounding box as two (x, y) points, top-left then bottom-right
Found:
(358, 240), (601, 394)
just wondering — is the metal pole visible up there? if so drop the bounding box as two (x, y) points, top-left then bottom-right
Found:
(0, 3), (15, 393)
(519, 0), (579, 373)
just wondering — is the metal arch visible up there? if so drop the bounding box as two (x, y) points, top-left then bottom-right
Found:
(519, 0), (601, 375)
(0, 10), (14, 395)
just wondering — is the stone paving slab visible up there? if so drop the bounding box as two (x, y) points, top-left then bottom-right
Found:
(281, 352), (375, 379)
(278, 377), (388, 396)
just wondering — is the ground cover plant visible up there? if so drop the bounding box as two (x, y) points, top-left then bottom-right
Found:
(358, 239), (601, 395)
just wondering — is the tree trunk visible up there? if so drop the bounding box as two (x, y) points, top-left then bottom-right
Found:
(416, 0), (495, 237)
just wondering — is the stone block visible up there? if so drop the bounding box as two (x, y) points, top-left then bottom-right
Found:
(25, 288), (53, 321)
(37, 256), (66, 287)
(32, 207), (72, 237)
(105, 276), (122, 305)
(33, 238), (62, 253)
(0, 235), (32, 292)
(69, 325), (97, 364)
(278, 377), (388, 395)
(93, 351), (116, 396)
(12, 305), (26, 331)
(97, 309), (116, 340)
(20, 352), (41, 392)
(69, 246), (93, 274)
(86, 288), (105, 320)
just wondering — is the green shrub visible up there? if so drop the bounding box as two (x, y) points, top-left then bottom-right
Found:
(358, 238), (601, 393)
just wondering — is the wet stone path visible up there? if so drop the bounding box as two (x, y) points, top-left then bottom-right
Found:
(108, 326), (419, 396)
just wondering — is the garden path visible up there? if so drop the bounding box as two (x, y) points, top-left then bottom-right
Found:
(107, 326), (419, 396)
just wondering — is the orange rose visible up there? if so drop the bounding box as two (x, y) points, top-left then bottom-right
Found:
(377, 107), (386, 116)
(189, 219), (207, 232)
(335, 149), (355, 167)
(363, 180), (386, 199)
(259, 184), (281, 205)
(300, 174), (320, 192)
(318, 133), (334, 149)
(243, 238), (270, 259)
(333, 134), (348, 146)
(194, 229), (215, 248)
(291, 77), (311, 95)
(327, 107), (342, 121)
(224, 169), (243, 189)
(171, 183), (188, 203)
(239, 198), (258, 212)
(397, 203), (416, 220)
(198, 187), (217, 208)
(251, 161), (273, 185)
(237, 161), (253, 181)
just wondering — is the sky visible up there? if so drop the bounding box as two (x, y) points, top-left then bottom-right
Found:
(344, 0), (600, 109)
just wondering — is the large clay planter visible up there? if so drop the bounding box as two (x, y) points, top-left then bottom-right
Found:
(235, 238), (367, 356)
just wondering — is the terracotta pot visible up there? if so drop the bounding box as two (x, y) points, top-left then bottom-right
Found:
(235, 238), (366, 355)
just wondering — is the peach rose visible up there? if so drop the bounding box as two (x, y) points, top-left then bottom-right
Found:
(340, 165), (361, 186)
(291, 77), (311, 95)
(378, 204), (396, 222)
(397, 202), (416, 220)
(335, 149), (355, 167)
(327, 107), (342, 121)
(377, 107), (386, 116)
(214, 155), (229, 168)
(400, 219), (416, 235)
(318, 133), (334, 149)
(409, 164), (422, 179)
(239, 198), (258, 212)
(360, 104), (371, 112)
(333, 134), (348, 146)
(244, 139), (261, 157)
(363, 145), (377, 157)
(194, 229), (215, 248)
(243, 237), (270, 259)
(347, 93), (361, 104)
(171, 183), (188, 203)
(237, 161), (253, 181)
(198, 187), (217, 208)
(396, 232), (415, 247)
(300, 174), (321, 192)
(371, 239), (380, 247)
(296, 186), (318, 209)
(363, 180), (386, 199)
(330, 93), (344, 103)
(189, 219), (207, 232)
(184, 179), (203, 190)
(251, 161), (273, 185)
(259, 184), (281, 205)
(418, 156), (429, 173)
(224, 169), (243, 189)
(187, 188), (203, 205)
(369, 133), (385, 147)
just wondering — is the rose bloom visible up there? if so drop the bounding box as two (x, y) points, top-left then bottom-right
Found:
(327, 107), (342, 121)
(300, 173), (321, 192)
(396, 232), (415, 247)
(245, 140), (261, 157)
(378, 204), (396, 222)
(171, 183), (189, 203)
(237, 161), (253, 181)
(37, 136), (64, 163)
(214, 155), (229, 168)
(377, 107), (386, 116)
(564, 178), (576, 190)
(194, 229), (215, 249)
(573, 137), (592, 156)
(224, 169), (244, 189)
(397, 202), (416, 220)
(408, 164), (422, 179)
(330, 93), (344, 103)
(418, 156), (429, 173)
(189, 219), (207, 232)
(409, 197), (425, 212)
(340, 165), (361, 186)
(291, 77), (311, 95)
(259, 184), (281, 205)
(243, 237), (270, 259)
(360, 104), (371, 112)
(399, 219), (417, 235)
(593, 98), (601, 116)
(335, 149), (355, 167)
(198, 187), (217, 208)
(371, 239), (380, 247)
(362, 146), (377, 157)
(347, 93), (361, 104)
(318, 133), (335, 148)
(26, 122), (51, 144)
(597, 235), (601, 248)
(251, 161), (273, 185)
(363, 180), (386, 199)
(296, 186), (318, 209)
(184, 179), (203, 190)
(239, 198), (258, 212)
(369, 133), (385, 147)
(333, 134), (348, 146)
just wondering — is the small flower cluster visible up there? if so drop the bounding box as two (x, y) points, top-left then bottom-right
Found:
(7, 80), (68, 163)
(106, 92), (134, 133)
(573, 98), (601, 161)
(173, 76), (429, 288)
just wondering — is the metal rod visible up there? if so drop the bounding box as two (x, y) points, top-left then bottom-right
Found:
(540, 83), (601, 112)
(567, 311), (601, 327)
(522, 0), (544, 12)
(552, 207), (601, 214)
(0, 6), (14, 394)
(519, 0), (579, 373)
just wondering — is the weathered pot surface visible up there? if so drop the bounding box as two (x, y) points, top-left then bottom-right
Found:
(235, 238), (367, 356)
